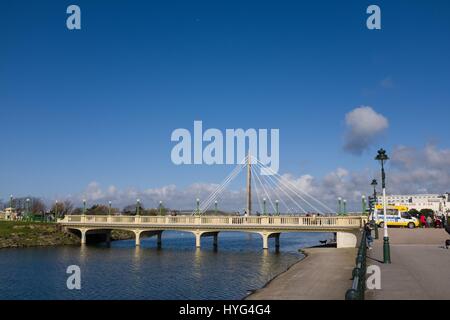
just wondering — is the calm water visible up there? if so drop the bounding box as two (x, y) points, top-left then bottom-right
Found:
(0, 231), (332, 300)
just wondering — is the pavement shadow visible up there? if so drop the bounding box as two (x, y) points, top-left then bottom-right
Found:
(367, 255), (383, 263)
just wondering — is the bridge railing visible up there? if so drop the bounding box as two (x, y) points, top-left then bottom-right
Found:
(60, 215), (364, 227)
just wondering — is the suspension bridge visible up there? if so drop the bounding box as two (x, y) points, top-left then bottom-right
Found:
(58, 155), (366, 249)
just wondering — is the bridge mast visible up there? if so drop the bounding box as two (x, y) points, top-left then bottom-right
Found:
(246, 153), (252, 215)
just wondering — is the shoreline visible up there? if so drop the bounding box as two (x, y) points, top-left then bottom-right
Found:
(243, 247), (311, 299)
(245, 245), (356, 300)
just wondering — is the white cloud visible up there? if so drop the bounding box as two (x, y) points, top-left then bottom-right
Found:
(343, 106), (389, 155)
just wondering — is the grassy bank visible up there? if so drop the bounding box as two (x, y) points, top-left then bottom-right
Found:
(0, 220), (135, 249)
(0, 221), (80, 248)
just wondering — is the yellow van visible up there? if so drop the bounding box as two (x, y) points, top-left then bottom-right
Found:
(374, 205), (419, 229)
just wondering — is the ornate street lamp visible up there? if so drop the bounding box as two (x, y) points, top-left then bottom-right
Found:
(263, 198), (267, 216)
(214, 200), (218, 215)
(196, 198), (200, 216)
(136, 199), (141, 216)
(361, 195), (366, 215)
(371, 179), (379, 239)
(55, 200), (58, 222)
(375, 148), (391, 263)
(26, 198), (30, 220)
(159, 201), (163, 216)
(108, 201), (112, 216)
(275, 200), (279, 216)
(343, 199), (347, 215)
(338, 197), (342, 215)
(83, 199), (86, 215)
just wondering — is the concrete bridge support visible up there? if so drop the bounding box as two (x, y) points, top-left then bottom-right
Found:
(260, 232), (281, 250)
(194, 231), (219, 248)
(134, 230), (163, 247)
(81, 229), (86, 245)
(336, 231), (359, 248)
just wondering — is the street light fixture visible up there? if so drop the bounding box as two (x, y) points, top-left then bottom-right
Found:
(55, 200), (58, 222)
(214, 200), (218, 215)
(375, 148), (391, 264)
(26, 198), (30, 220)
(196, 198), (200, 216)
(343, 199), (347, 215)
(136, 199), (140, 216)
(337, 197), (342, 215)
(159, 201), (163, 216)
(108, 201), (112, 216)
(275, 200), (279, 216)
(361, 195), (366, 215)
(371, 179), (379, 239)
(263, 198), (267, 216)
(83, 199), (86, 215)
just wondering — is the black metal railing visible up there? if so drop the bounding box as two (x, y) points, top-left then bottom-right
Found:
(345, 228), (367, 300)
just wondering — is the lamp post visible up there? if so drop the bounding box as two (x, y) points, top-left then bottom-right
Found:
(83, 199), (86, 215)
(214, 200), (218, 215)
(26, 198), (30, 220)
(136, 199), (140, 216)
(159, 201), (163, 216)
(263, 198), (267, 216)
(108, 201), (112, 216)
(10, 195), (13, 211)
(371, 179), (379, 239)
(343, 199), (347, 215)
(376, 148), (391, 264)
(361, 195), (366, 215)
(196, 198), (200, 216)
(275, 200), (279, 216)
(55, 200), (58, 222)
(337, 197), (342, 215)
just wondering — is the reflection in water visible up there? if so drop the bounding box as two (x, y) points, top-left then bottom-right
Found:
(0, 231), (331, 300)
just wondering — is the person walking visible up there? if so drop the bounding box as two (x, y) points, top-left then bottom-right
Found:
(364, 222), (373, 249)
(420, 214), (427, 228)
(426, 215), (433, 228)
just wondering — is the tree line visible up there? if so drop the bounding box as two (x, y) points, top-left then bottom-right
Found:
(1, 198), (170, 217)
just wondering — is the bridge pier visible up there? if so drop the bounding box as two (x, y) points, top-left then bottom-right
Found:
(336, 231), (359, 248)
(260, 232), (281, 250)
(275, 234), (280, 252)
(81, 229), (86, 245)
(194, 231), (219, 248)
(135, 230), (164, 247)
(105, 231), (111, 246)
(157, 232), (162, 248)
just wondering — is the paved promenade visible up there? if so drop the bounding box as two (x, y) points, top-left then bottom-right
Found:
(367, 228), (450, 300)
(246, 247), (356, 300)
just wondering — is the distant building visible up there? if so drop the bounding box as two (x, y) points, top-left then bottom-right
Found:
(0, 207), (18, 220)
(377, 193), (450, 213)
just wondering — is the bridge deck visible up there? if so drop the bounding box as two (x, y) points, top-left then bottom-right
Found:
(58, 215), (365, 248)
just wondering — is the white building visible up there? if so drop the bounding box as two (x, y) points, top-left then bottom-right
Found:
(377, 193), (450, 213)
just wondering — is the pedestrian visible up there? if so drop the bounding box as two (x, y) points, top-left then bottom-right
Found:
(420, 214), (426, 228)
(365, 222), (373, 249)
(426, 215), (433, 228)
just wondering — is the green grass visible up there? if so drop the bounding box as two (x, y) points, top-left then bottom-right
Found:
(0, 220), (79, 248)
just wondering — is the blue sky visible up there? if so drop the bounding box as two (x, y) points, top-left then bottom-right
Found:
(1, 1), (450, 210)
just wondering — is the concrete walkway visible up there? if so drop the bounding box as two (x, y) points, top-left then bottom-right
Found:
(246, 247), (356, 300)
(367, 228), (450, 300)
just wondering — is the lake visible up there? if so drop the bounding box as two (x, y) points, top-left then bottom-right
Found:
(0, 231), (333, 300)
